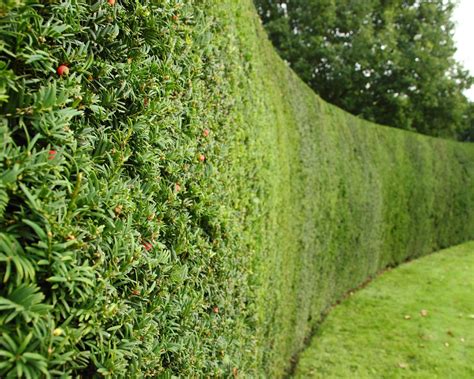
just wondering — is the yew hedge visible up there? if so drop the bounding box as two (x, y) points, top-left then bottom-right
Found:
(1, 0), (473, 377)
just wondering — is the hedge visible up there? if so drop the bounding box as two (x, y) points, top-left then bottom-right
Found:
(0, 1), (256, 377)
(1, 0), (474, 377)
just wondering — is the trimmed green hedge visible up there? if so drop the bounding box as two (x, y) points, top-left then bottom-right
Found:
(232, 2), (474, 375)
(1, 0), (474, 377)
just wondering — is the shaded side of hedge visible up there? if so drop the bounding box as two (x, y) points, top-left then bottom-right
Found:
(227, 1), (474, 376)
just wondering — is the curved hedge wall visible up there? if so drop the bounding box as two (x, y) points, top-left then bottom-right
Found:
(1, 0), (474, 377)
(237, 1), (474, 373)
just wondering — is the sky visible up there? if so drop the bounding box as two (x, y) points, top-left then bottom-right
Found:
(453, 0), (474, 100)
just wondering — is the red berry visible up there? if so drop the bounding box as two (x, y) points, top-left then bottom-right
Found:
(56, 65), (69, 76)
(213, 306), (219, 314)
(108, 0), (115, 5)
(48, 150), (57, 160)
(143, 242), (153, 251)
(202, 129), (210, 137)
(199, 154), (206, 162)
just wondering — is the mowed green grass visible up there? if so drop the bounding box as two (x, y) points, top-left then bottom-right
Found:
(294, 241), (474, 378)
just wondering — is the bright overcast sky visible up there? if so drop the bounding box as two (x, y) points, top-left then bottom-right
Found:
(453, 0), (474, 100)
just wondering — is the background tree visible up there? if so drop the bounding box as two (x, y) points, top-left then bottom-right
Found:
(255, 0), (473, 139)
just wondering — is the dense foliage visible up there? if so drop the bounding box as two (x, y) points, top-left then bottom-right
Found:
(254, 0), (473, 139)
(1, 0), (474, 377)
(0, 1), (255, 377)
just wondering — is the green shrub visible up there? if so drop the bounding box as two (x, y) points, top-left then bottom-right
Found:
(1, 0), (474, 377)
(0, 1), (255, 377)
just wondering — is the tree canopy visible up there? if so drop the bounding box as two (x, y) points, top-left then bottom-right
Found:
(255, 0), (473, 139)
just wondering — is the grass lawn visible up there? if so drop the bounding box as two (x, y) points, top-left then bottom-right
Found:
(294, 241), (474, 378)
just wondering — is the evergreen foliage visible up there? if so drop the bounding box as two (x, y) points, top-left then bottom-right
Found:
(0, 1), (255, 377)
(1, 0), (474, 377)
